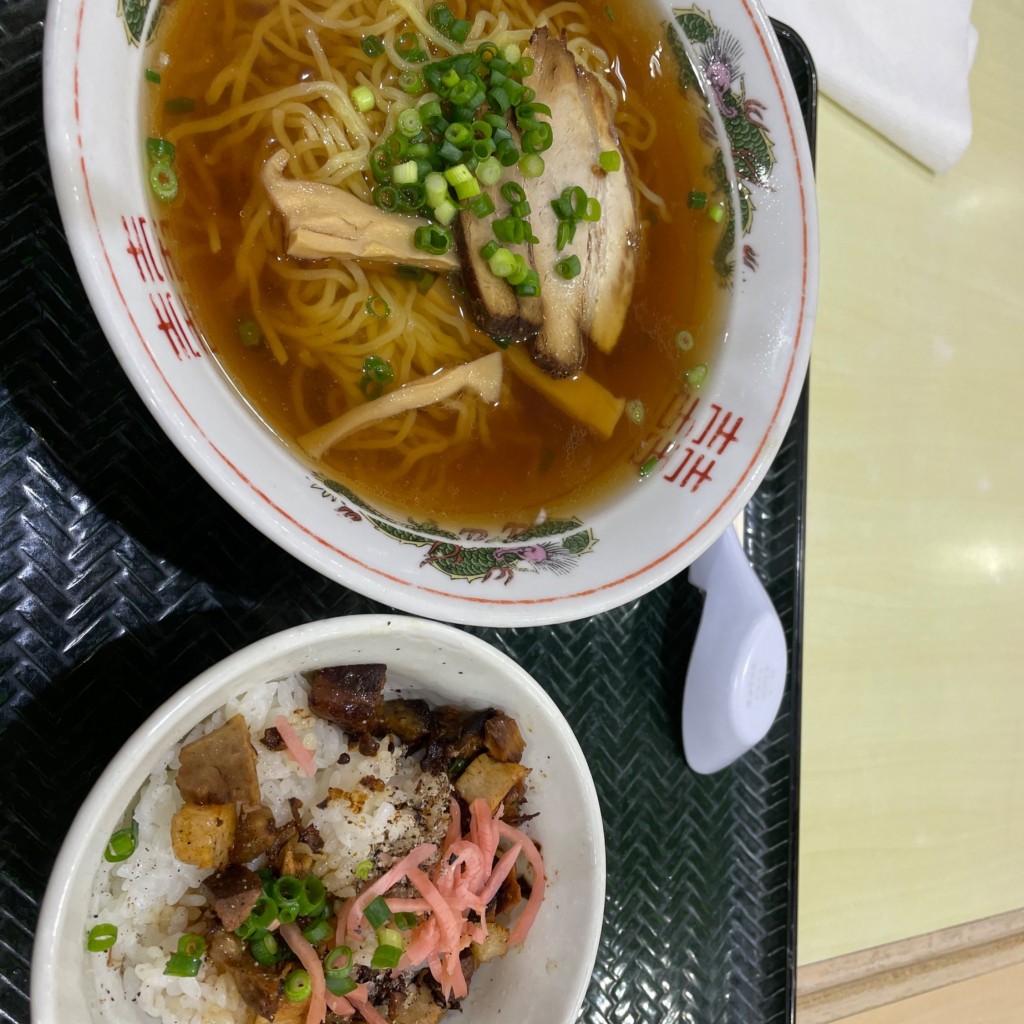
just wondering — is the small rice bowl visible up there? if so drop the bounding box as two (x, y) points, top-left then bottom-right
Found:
(33, 616), (605, 1024)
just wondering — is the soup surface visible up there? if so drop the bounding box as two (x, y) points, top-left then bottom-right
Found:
(147, 0), (720, 529)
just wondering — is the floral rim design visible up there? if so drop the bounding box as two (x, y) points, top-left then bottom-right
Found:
(313, 476), (597, 585)
(671, 5), (777, 281)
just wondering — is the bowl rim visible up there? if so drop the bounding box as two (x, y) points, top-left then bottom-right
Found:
(29, 614), (606, 1024)
(41, 0), (817, 626)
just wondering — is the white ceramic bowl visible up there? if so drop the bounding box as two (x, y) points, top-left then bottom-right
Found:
(42, 0), (816, 626)
(31, 615), (604, 1024)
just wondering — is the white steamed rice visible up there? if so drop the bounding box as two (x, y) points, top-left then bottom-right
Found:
(87, 671), (451, 1024)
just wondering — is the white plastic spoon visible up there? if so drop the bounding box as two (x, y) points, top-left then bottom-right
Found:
(682, 525), (788, 774)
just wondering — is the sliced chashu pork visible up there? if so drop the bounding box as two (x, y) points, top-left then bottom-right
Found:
(524, 27), (640, 377)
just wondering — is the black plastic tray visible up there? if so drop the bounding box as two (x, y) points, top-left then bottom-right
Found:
(0, 11), (815, 1023)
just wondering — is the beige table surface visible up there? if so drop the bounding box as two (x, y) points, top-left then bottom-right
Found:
(796, 0), (1024, 971)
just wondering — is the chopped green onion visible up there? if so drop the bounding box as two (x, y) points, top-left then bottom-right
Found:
(149, 162), (178, 203)
(675, 329), (695, 351)
(365, 295), (392, 319)
(248, 893), (278, 930)
(413, 222), (450, 253)
(87, 924), (117, 952)
(469, 193), (496, 218)
(284, 970), (312, 1002)
(395, 31), (428, 62)
(396, 182), (426, 212)
(350, 85), (375, 112)
(499, 181), (525, 205)
(361, 34), (385, 57)
(384, 134), (409, 160)
(424, 171), (448, 207)
(250, 932), (282, 965)
(395, 31), (419, 55)
(301, 918), (333, 945)
(145, 137), (175, 164)
(492, 216), (524, 244)
(325, 946), (353, 975)
(371, 928), (404, 970)
(605, 5), (615, 20)
(685, 364), (708, 387)
(273, 876), (303, 902)
(145, 68), (161, 84)
(437, 139), (462, 164)
(398, 70), (424, 95)
(323, 944), (357, 996)
(428, 1), (454, 31)
(488, 247), (517, 279)
(598, 149), (622, 172)
(369, 146), (391, 183)
(687, 190), (708, 209)
(163, 952), (202, 977)
(359, 353), (395, 397)
(416, 270), (437, 293)
(371, 944), (403, 970)
(626, 399), (646, 424)
(443, 162), (472, 187)
(397, 108), (422, 136)
(708, 203), (726, 223)
(476, 156), (502, 187)
(236, 319), (261, 348)
(164, 96), (195, 115)
(479, 239), (500, 261)
(502, 42), (521, 63)
(418, 99), (443, 124)
(519, 121), (552, 153)
(514, 269), (540, 296)
(433, 197), (458, 226)
(583, 197), (602, 222)
(354, 860), (373, 881)
(472, 138), (495, 160)
(373, 185), (399, 212)
(640, 455), (660, 478)
(448, 18), (471, 43)
(393, 912), (418, 931)
(452, 176), (480, 200)
(555, 219), (576, 252)
(177, 934), (206, 959)
(495, 138), (519, 166)
(104, 821), (138, 862)
(392, 160), (419, 185)
(444, 121), (473, 148)
(555, 254), (582, 280)
(298, 876), (326, 917)
(364, 895), (392, 931)
(518, 152), (544, 178)
(327, 975), (358, 996)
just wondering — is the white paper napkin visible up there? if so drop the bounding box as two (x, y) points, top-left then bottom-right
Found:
(763, 0), (978, 173)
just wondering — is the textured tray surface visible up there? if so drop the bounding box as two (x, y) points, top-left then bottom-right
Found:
(0, 7), (814, 1022)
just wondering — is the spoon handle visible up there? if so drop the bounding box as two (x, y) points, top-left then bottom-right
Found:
(682, 527), (788, 774)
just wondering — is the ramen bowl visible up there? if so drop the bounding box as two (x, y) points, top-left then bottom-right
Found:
(32, 614), (605, 1024)
(43, 0), (816, 627)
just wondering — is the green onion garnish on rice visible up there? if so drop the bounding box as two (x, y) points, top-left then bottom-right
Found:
(103, 821), (138, 862)
(364, 895), (392, 930)
(284, 969), (312, 1002)
(87, 924), (117, 952)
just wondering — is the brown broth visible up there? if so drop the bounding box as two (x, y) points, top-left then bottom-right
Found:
(149, 0), (721, 529)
